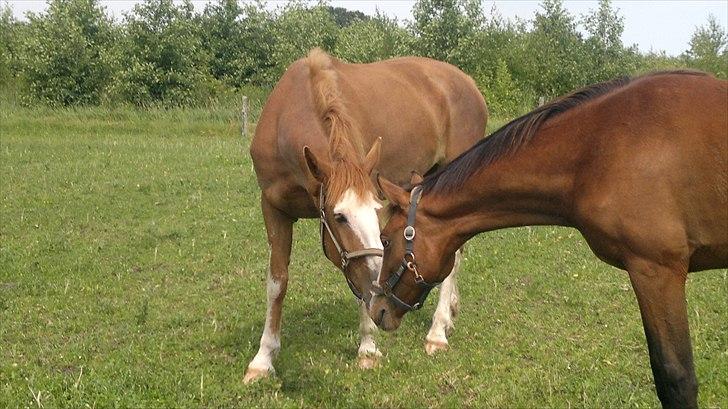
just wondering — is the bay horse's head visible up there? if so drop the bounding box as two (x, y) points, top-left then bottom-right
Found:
(368, 176), (457, 331)
(303, 138), (384, 303)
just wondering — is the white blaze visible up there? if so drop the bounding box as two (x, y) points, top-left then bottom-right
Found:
(333, 189), (383, 274)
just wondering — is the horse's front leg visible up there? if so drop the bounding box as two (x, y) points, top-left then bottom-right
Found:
(628, 257), (698, 408)
(425, 248), (461, 355)
(357, 300), (382, 369)
(244, 198), (293, 384)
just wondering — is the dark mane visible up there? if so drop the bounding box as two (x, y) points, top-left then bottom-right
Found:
(422, 70), (708, 195)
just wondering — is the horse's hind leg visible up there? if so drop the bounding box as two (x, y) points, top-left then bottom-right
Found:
(357, 300), (382, 369)
(425, 248), (462, 355)
(244, 198), (294, 384)
(627, 258), (698, 409)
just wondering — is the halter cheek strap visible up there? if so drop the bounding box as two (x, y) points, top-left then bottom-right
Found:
(373, 186), (439, 311)
(318, 186), (383, 300)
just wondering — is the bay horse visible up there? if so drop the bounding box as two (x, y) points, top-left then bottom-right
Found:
(371, 71), (726, 408)
(245, 48), (487, 382)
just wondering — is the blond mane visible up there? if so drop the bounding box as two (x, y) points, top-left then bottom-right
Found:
(307, 48), (374, 206)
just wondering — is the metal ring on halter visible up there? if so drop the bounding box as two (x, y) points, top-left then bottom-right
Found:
(373, 185), (440, 311)
(403, 225), (415, 240)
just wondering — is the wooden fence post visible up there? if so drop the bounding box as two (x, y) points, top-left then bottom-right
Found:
(241, 95), (249, 138)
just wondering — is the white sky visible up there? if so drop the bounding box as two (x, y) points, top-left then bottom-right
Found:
(7, 0), (728, 56)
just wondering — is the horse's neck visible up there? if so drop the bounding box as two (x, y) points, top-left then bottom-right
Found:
(425, 123), (581, 248)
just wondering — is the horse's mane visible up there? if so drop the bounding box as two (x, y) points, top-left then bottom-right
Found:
(307, 48), (373, 206)
(422, 70), (709, 195)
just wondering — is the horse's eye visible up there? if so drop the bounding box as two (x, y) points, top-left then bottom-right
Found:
(333, 213), (347, 223)
(381, 235), (390, 248)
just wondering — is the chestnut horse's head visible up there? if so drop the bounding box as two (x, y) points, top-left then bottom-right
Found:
(368, 176), (458, 331)
(303, 138), (384, 303)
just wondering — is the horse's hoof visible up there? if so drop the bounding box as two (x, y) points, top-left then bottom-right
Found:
(243, 366), (273, 384)
(425, 339), (449, 355)
(357, 354), (380, 369)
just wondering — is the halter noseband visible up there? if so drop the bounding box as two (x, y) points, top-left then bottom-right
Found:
(318, 186), (383, 300)
(372, 186), (439, 311)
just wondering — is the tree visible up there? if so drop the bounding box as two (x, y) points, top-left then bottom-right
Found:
(522, 0), (587, 98)
(410, 0), (483, 64)
(481, 58), (526, 116)
(0, 2), (19, 86)
(334, 12), (412, 63)
(237, 1), (277, 85)
(582, 0), (638, 83)
(685, 15), (727, 78)
(326, 6), (369, 28)
(111, 0), (216, 106)
(200, 0), (244, 86)
(269, 1), (339, 80)
(446, 3), (533, 115)
(17, 0), (117, 105)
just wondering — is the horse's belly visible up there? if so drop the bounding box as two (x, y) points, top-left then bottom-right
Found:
(689, 243), (728, 271)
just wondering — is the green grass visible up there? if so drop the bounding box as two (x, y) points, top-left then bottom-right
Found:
(1, 104), (726, 408)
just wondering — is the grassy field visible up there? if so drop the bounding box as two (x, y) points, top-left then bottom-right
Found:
(1, 103), (726, 409)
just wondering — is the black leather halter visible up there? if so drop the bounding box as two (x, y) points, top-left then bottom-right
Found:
(318, 186), (383, 300)
(372, 186), (439, 311)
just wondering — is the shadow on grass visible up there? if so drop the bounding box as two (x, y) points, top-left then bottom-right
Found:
(216, 284), (446, 406)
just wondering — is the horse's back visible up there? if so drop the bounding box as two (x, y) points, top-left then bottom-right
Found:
(252, 52), (487, 201)
(333, 56), (487, 183)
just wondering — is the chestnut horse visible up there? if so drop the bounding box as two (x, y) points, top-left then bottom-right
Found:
(246, 49), (487, 382)
(372, 71), (726, 408)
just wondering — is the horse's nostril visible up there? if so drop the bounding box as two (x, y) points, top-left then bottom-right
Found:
(378, 308), (386, 324)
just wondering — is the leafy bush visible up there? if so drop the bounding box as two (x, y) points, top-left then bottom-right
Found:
(581, 0), (640, 83)
(199, 0), (276, 87)
(110, 0), (218, 106)
(4, 0), (727, 110)
(684, 15), (727, 79)
(479, 59), (533, 117)
(236, 1), (277, 85)
(0, 3), (19, 85)
(199, 0), (245, 86)
(269, 2), (338, 80)
(410, 0), (483, 64)
(17, 0), (117, 106)
(335, 13), (412, 63)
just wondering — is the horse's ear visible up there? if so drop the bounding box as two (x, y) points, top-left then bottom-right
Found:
(303, 146), (331, 183)
(364, 137), (382, 176)
(376, 174), (409, 209)
(409, 171), (423, 186)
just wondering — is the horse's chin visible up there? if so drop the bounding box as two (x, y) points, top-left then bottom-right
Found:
(368, 295), (403, 331)
(379, 313), (402, 332)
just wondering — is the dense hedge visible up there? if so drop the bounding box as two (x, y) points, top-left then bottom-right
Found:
(1, 0), (725, 115)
